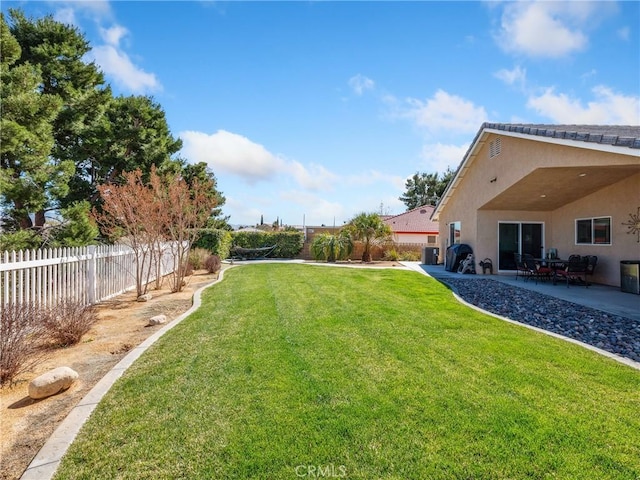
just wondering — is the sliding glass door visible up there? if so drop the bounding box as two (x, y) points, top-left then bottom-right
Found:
(498, 222), (544, 271)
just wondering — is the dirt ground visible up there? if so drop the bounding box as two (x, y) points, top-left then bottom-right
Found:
(0, 260), (403, 480)
(0, 270), (222, 480)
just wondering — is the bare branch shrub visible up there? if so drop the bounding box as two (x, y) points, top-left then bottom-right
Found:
(0, 303), (49, 387)
(95, 167), (217, 295)
(205, 254), (222, 274)
(183, 262), (194, 278)
(94, 170), (161, 297)
(43, 299), (98, 347)
(152, 174), (218, 292)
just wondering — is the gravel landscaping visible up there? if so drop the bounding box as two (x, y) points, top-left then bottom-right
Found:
(440, 277), (640, 363)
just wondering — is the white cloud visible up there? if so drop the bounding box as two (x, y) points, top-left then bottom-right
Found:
(527, 85), (640, 124)
(51, 2), (160, 94)
(580, 69), (598, 81)
(180, 129), (341, 191)
(180, 130), (287, 183)
(99, 24), (129, 47)
(348, 74), (375, 95)
(495, 1), (600, 58)
(420, 143), (469, 174)
(288, 161), (337, 191)
(280, 190), (347, 225)
(90, 45), (161, 94)
(617, 26), (630, 41)
(402, 89), (488, 135)
(225, 195), (268, 227)
(494, 65), (527, 88)
(53, 1), (113, 24)
(53, 8), (77, 25)
(345, 170), (406, 192)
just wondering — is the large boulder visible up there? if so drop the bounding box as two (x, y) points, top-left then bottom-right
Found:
(147, 314), (167, 326)
(28, 367), (79, 400)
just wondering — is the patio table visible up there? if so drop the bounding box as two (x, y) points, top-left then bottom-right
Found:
(535, 258), (567, 283)
(535, 258), (567, 268)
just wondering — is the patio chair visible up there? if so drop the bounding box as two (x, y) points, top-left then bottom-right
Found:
(523, 254), (553, 284)
(583, 255), (598, 286)
(514, 253), (529, 281)
(554, 255), (589, 288)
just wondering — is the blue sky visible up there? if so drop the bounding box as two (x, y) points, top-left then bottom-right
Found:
(4, 1), (639, 227)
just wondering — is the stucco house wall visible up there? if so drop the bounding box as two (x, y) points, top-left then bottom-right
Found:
(549, 173), (640, 285)
(434, 124), (640, 287)
(391, 232), (438, 244)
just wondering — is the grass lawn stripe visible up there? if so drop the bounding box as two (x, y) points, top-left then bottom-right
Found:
(55, 264), (640, 480)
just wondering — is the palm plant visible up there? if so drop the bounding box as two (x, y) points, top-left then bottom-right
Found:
(343, 212), (392, 262)
(310, 232), (352, 262)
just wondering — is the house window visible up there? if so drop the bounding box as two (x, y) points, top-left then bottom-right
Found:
(449, 221), (461, 246)
(489, 137), (501, 158)
(576, 217), (611, 245)
(427, 235), (436, 244)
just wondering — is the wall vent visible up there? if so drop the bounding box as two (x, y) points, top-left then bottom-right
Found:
(489, 137), (502, 158)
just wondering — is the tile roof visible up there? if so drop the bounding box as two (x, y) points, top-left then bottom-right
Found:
(383, 205), (438, 233)
(482, 123), (640, 149)
(433, 123), (640, 219)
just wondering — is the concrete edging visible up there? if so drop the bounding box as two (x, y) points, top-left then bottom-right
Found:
(20, 267), (234, 480)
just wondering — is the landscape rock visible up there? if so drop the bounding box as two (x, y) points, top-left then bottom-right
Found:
(137, 293), (152, 302)
(148, 314), (167, 326)
(443, 277), (640, 363)
(29, 367), (79, 400)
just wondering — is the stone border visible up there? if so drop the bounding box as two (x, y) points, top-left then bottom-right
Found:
(20, 267), (235, 480)
(402, 262), (640, 371)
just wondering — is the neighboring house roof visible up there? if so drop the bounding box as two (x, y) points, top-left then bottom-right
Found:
(433, 123), (640, 220)
(235, 227), (262, 232)
(384, 205), (438, 233)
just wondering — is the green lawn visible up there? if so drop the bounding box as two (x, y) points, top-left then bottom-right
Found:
(55, 264), (640, 479)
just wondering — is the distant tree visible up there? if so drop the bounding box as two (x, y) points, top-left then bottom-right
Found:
(172, 160), (230, 229)
(7, 8), (110, 225)
(49, 201), (99, 247)
(399, 172), (439, 210)
(435, 167), (455, 199)
(399, 169), (456, 210)
(343, 212), (392, 263)
(0, 13), (63, 231)
(77, 95), (182, 206)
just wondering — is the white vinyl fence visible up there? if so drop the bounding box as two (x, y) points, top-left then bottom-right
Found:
(0, 243), (183, 310)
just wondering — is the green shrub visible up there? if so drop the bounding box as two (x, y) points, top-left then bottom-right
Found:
(384, 248), (400, 261)
(399, 250), (421, 261)
(194, 229), (232, 259)
(231, 231), (303, 259)
(188, 248), (211, 270)
(50, 201), (99, 247)
(310, 232), (352, 262)
(0, 230), (42, 252)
